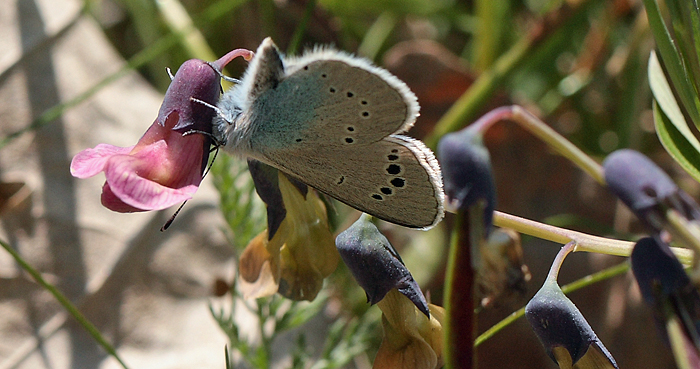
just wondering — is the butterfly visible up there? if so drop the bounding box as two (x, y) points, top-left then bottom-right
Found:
(213, 38), (444, 229)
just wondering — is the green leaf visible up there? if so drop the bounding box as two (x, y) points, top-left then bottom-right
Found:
(649, 51), (700, 151)
(649, 50), (700, 182)
(643, 0), (700, 128)
(665, 0), (700, 100)
(654, 101), (700, 182)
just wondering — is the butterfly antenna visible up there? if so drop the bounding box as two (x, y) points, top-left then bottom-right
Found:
(161, 200), (187, 231)
(204, 145), (220, 177)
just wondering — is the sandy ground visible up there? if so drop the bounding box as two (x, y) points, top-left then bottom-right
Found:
(0, 1), (240, 368)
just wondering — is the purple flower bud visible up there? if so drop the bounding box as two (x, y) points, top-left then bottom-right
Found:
(335, 214), (430, 317)
(631, 237), (700, 346)
(525, 280), (618, 368)
(603, 149), (700, 231)
(437, 125), (495, 230)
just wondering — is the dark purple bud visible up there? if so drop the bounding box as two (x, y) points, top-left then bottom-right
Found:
(248, 159), (285, 240)
(247, 159), (309, 240)
(437, 125), (496, 230)
(631, 237), (692, 305)
(335, 214), (430, 317)
(631, 237), (700, 346)
(525, 280), (618, 367)
(158, 49), (253, 133)
(603, 149), (700, 231)
(158, 60), (218, 133)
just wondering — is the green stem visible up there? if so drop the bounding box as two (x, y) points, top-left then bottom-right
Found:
(287, 0), (317, 55)
(508, 106), (604, 185)
(666, 209), (700, 257)
(546, 241), (577, 282)
(0, 239), (129, 369)
(492, 210), (694, 264)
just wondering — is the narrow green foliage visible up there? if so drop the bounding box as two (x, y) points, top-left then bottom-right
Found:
(0, 239), (130, 369)
(287, 0), (318, 55)
(210, 155), (266, 250)
(309, 315), (377, 369)
(644, 0), (700, 127)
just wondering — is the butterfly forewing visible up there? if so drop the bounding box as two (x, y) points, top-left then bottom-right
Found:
(286, 58), (417, 142)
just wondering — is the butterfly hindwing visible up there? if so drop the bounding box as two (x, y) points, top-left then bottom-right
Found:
(258, 135), (444, 229)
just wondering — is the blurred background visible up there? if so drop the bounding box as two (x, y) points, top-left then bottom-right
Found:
(0, 0), (692, 367)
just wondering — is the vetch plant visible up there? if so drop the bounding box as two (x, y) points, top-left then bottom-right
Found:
(603, 149), (700, 281)
(336, 214), (443, 369)
(437, 122), (497, 369)
(526, 242), (618, 369)
(11, 1), (700, 368)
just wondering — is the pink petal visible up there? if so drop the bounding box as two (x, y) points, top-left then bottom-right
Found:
(101, 183), (144, 212)
(70, 144), (134, 178)
(103, 154), (199, 211)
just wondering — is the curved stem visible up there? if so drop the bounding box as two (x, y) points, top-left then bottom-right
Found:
(546, 241), (577, 282)
(509, 106), (605, 184)
(493, 210), (694, 264)
(459, 105), (605, 185)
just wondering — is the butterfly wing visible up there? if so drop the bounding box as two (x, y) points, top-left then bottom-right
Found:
(240, 39), (444, 228)
(264, 135), (443, 229)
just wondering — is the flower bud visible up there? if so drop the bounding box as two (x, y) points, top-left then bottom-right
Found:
(336, 214), (429, 317)
(437, 125), (495, 230)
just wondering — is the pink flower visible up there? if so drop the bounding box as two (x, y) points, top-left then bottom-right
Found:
(70, 49), (253, 212)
